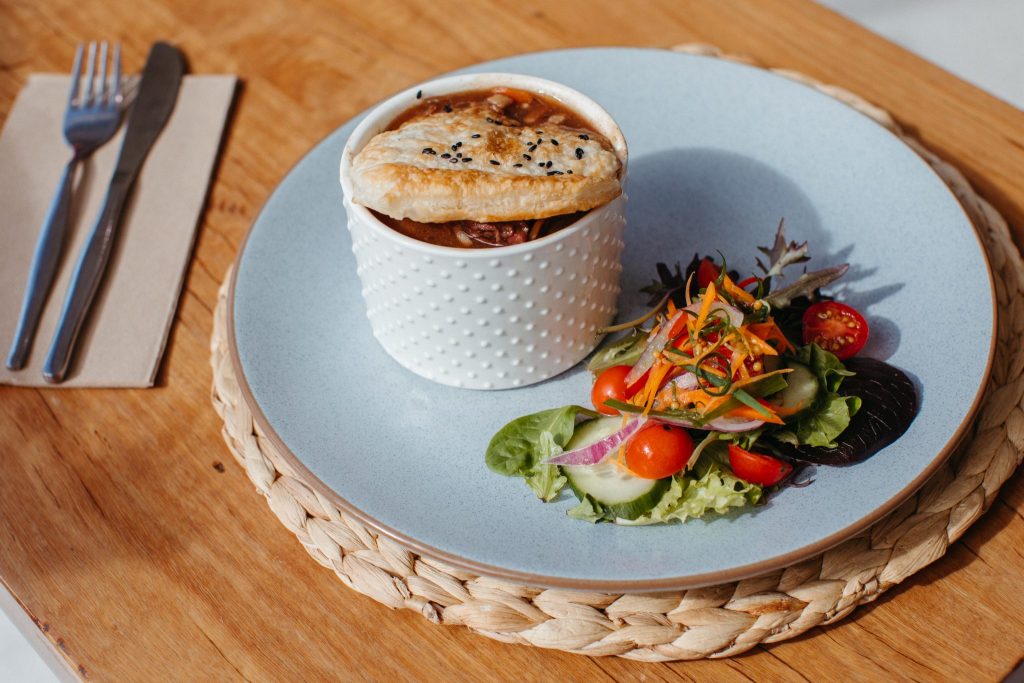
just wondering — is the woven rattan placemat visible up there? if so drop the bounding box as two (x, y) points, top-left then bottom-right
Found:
(209, 45), (1024, 661)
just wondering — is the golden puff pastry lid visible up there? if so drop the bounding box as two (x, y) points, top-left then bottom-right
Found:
(349, 103), (623, 223)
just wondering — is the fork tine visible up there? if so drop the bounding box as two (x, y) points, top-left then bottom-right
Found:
(97, 42), (109, 104)
(83, 41), (97, 106)
(67, 44), (84, 107)
(112, 43), (122, 104)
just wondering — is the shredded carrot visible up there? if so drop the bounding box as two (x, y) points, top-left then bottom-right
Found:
(722, 406), (785, 425)
(741, 327), (779, 357)
(657, 387), (714, 407)
(768, 404), (804, 418)
(698, 394), (733, 418)
(694, 282), (717, 333)
(667, 299), (677, 316)
(721, 273), (755, 304)
(730, 351), (749, 380)
(732, 368), (792, 389)
(747, 321), (795, 354)
(668, 336), (724, 369)
(642, 363), (674, 415)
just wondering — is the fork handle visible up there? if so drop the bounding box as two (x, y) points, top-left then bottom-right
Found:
(42, 172), (133, 383)
(6, 155), (81, 370)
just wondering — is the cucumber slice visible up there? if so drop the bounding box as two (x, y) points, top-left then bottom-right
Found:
(565, 416), (623, 450)
(561, 416), (669, 520)
(563, 461), (670, 520)
(773, 362), (819, 415)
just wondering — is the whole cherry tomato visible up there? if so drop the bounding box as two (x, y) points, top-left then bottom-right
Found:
(626, 423), (695, 479)
(591, 365), (643, 415)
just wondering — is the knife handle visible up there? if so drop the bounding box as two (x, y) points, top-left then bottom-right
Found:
(42, 172), (133, 383)
(6, 155), (80, 370)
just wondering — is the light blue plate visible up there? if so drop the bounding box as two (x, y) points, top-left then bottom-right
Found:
(232, 48), (994, 590)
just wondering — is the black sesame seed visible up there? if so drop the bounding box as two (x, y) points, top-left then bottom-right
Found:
(579, 134), (589, 140)
(471, 133), (481, 138)
(513, 163), (523, 167)
(456, 152), (462, 158)
(523, 154), (532, 160)
(449, 158), (458, 163)
(528, 144), (537, 152)
(567, 170), (573, 174)
(444, 103), (452, 113)
(551, 139), (559, 146)
(546, 170), (564, 176)
(462, 157), (472, 162)
(441, 153), (451, 158)
(455, 141), (463, 148)
(545, 160), (553, 168)
(490, 160), (500, 165)
(416, 90), (423, 99)
(451, 144), (458, 151)
(537, 162), (545, 167)
(422, 147), (436, 155)
(536, 130), (543, 134)
(575, 147), (584, 159)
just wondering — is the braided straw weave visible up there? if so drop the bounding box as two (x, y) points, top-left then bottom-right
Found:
(209, 45), (1024, 661)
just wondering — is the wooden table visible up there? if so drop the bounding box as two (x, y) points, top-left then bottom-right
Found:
(3, 1), (1024, 679)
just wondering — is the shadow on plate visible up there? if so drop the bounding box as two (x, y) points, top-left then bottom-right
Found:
(620, 147), (826, 317)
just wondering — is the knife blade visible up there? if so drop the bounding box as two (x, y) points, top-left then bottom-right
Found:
(42, 42), (185, 383)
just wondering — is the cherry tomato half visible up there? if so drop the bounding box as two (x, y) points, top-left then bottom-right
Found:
(626, 423), (695, 479)
(727, 444), (793, 486)
(591, 365), (644, 415)
(696, 258), (719, 289)
(801, 301), (869, 361)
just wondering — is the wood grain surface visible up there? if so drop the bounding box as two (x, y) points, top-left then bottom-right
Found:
(2, 0), (1024, 680)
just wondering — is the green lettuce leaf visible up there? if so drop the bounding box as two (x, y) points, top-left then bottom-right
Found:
(618, 459), (763, 526)
(485, 405), (593, 476)
(786, 344), (861, 448)
(796, 394), (862, 448)
(587, 329), (647, 373)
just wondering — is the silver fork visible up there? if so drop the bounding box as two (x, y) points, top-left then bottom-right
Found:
(6, 42), (123, 370)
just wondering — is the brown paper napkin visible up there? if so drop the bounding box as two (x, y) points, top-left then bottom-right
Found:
(0, 73), (236, 387)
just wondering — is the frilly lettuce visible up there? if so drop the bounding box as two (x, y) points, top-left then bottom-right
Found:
(614, 459), (762, 526)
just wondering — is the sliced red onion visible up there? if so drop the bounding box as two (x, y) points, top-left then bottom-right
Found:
(543, 418), (646, 466)
(624, 310), (685, 386)
(664, 372), (699, 392)
(706, 416), (765, 432)
(684, 299), (744, 328)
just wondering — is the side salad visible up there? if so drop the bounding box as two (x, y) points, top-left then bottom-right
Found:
(485, 223), (918, 525)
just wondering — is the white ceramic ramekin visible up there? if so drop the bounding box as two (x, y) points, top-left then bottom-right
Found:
(340, 73), (628, 389)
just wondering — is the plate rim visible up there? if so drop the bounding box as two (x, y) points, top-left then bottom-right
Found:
(227, 47), (998, 591)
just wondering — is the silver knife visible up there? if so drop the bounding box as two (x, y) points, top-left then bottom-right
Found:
(42, 42), (184, 383)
